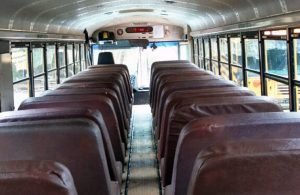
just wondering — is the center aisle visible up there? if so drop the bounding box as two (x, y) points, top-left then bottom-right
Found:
(126, 105), (161, 195)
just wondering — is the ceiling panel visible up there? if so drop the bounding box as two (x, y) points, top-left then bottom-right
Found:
(0, 0), (299, 36)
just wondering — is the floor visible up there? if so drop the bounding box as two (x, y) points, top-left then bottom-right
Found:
(124, 105), (161, 195)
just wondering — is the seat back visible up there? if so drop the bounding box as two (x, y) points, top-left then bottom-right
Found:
(172, 112), (300, 195)
(98, 52), (115, 64)
(187, 139), (300, 195)
(161, 96), (282, 186)
(0, 119), (116, 195)
(0, 160), (78, 195)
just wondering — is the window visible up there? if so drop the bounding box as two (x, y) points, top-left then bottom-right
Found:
(67, 44), (74, 76)
(211, 38), (218, 60)
(198, 39), (204, 69)
(265, 40), (288, 77)
(92, 41), (179, 89)
(12, 48), (29, 82)
(204, 39), (210, 70)
(231, 66), (243, 86)
(32, 48), (44, 76)
(74, 44), (80, 74)
(230, 37), (242, 66)
(220, 63), (229, 80)
(245, 39), (260, 71)
(13, 81), (30, 110)
(81, 44), (86, 69)
(247, 72), (261, 96)
(32, 48), (45, 96)
(47, 45), (56, 71)
(47, 45), (57, 89)
(193, 39), (199, 65)
(212, 61), (219, 75)
(11, 47), (30, 109)
(58, 46), (67, 82)
(266, 78), (289, 110)
(179, 42), (189, 61)
(219, 38), (228, 63)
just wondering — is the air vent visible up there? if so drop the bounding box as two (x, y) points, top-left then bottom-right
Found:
(119, 9), (154, 14)
(133, 22), (148, 26)
(104, 12), (113, 15)
(164, 0), (176, 4)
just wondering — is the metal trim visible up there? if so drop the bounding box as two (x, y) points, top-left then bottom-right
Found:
(0, 29), (84, 41)
(191, 11), (300, 37)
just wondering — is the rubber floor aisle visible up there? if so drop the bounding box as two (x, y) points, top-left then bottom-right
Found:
(125, 105), (161, 195)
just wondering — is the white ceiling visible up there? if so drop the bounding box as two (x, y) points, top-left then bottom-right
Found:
(0, 0), (299, 36)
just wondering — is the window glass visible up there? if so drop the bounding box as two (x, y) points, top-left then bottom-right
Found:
(204, 39), (210, 59)
(245, 39), (260, 71)
(60, 68), (67, 83)
(212, 61), (219, 75)
(198, 39), (203, 57)
(74, 44), (81, 74)
(58, 46), (66, 67)
(67, 65), (74, 77)
(193, 39), (198, 65)
(81, 44), (86, 69)
(93, 42), (179, 89)
(220, 63), (229, 80)
(265, 40), (288, 77)
(205, 59), (210, 71)
(32, 48), (44, 76)
(211, 38), (218, 60)
(11, 48), (29, 82)
(219, 38), (228, 63)
(294, 39), (300, 80)
(231, 66), (243, 86)
(75, 44), (80, 62)
(247, 72), (261, 96)
(75, 62), (80, 74)
(67, 45), (73, 64)
(296, 87), (300, 111)
(47, 45), (56, 71)
(179, 43), (189, 61)
(266, 78), (289, 110)
(34, 76), (45, 97)
(13, 80), (30, 110)
(48, 71), (57, 90)
(230, 37), (242, 66)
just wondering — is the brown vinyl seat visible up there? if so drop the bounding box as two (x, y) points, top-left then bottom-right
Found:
(186, 138), (300, 195)
(57, 82), (131, 120)
(88, 64), (132, 96)
(18, 95), (126, 163)
(0, 160), (78, 195)
(156, 87), (255, 139)
(152, 74), (220, 122)
(150, 71), (213, 110)
(61, 76), (131, 115)
(64, 73), (131, 106)
(151, 60), (190, 72)
(0, 108), (123, 185)
(89, 64), (131, 92)
(154, 79), (236, 120)
(160, 96), (282, 186)
(78, 70), (132, 103)
(0, 118), (119, 195)
(45, 86), (130, 131)
(150, 61), (193, 84)
(168, 112), (300, 195)
(150, 65), (199, 105)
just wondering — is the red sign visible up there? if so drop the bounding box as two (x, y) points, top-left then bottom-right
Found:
(126, 26), (153, 33)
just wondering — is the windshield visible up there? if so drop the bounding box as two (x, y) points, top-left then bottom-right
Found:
(92, 41), (185, 89)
